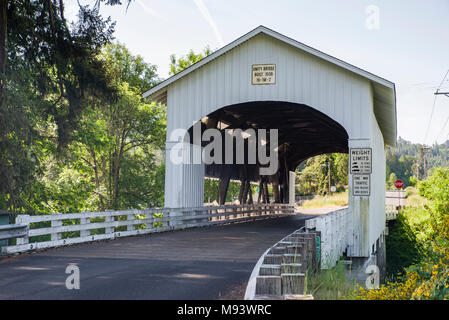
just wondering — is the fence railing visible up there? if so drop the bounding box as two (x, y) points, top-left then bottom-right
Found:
(0, 224), (28, 241)
(1, 203), (294, 255)
(385, 206), (398, 220)
(304, 207), (351, 269)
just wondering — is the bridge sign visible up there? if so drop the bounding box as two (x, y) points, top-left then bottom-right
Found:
(350, 148), (372, 174)
(353, 174), (370, 196)
(394, 179), (404, 189)
(252, 64), (276, 85)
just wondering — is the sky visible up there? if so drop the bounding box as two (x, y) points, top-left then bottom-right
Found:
(66, 0), (449, 145)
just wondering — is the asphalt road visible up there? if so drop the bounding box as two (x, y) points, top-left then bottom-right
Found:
(0, 214), (315, 300)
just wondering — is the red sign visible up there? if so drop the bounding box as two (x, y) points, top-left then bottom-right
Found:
(394, 179), (404, 189)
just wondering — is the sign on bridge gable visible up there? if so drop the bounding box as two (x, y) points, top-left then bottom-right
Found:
(252, 64), (276, 85)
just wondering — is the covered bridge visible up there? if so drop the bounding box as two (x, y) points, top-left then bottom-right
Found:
(143, 26), (396, 258)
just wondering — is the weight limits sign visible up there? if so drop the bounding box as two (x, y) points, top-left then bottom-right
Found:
(350, 148), (372, 196)
(252, 64), (276, 85)
(350, 148), (372, 174)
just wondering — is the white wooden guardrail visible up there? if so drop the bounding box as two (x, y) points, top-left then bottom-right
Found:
(305, 207), (351, 269)
(1, 204), (294, 255)
(0, 224), (28, 241)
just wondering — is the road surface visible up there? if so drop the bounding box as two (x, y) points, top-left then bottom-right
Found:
(0, 214), (315, 300)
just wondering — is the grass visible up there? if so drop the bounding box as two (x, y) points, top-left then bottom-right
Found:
(385, 188), (432, 278)
(301, 191), (348, 209)
(305, 261), (357, 300)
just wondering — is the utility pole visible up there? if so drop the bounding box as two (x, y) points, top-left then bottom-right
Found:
(423, 146), (431, 178)
(416, 149), (420, 182)
(417, 146), (431, 180)
(321, 159), (331, 196)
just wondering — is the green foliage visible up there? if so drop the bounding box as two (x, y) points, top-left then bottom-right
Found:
(296, 153), (348, 196)
(408, 176), (418, 187)
(169, 47), (211, 75)
(385, 137), (449, 189)
(306, 261), (357, 300)
(204, 178), (242, 203)
(350, 166), (449, 300)
(6, 0), (118, 150)
(8, 41), (167, 215)
(0, 0), (129, 214)
(386, 172), (398, 189)
(404, 186), (417, 198)
(386, 207), (428, 277)
(419, 167), (449, 245)
(101, 42), (160, 92)
(301, 191), (348, 209)
(64, 43), (166, 210)
(419, 167), (449, 215)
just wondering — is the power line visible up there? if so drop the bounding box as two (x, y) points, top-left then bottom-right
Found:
(433, 69), (449, 143)
(424, 95), (439, 144)
(438, 69), (449, 90)
(436, 109), (449, 142)
(424, 69), (449, 144)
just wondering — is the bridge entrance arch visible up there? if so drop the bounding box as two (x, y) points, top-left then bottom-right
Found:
(143, 26), (396, 258)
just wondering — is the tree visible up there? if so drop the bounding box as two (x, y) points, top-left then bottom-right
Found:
(71, 84), (165, 210)
(296, 153), (348, 196)
(387, 172), (398, 190)
(0, 0), (127, 214)
(419, 167), (449, 230)
(68, 43), (166, 210)
(169, 47), (211, 75)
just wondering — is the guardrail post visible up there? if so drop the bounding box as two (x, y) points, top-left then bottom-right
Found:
(104, 213), (114, 234)
(127, 211), (135, 231)
(51, 217), (62, 241)
(15, 215), (30, 245)
(80, 212), (90, 237)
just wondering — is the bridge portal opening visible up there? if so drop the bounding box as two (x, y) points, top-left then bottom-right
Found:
(185, 101), (349, 205)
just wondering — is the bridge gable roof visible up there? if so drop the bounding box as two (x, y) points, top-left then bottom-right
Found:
(143, 25), (397, 146)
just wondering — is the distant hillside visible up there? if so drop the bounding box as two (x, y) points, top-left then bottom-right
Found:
(295, 137), (449, 194)
(386, 137), (449, 187)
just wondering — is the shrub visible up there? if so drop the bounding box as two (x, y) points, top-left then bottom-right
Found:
(348, 167), (449, 300)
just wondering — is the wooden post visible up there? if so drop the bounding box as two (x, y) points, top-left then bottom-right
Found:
(128, 211), (135, 231)
(263, 181), (270, 203)
(248, 182), (253, 204)
(80, 212), (90, 237)
(15, 215), (30, 245)
(238, 179), (245, 204)
(51, 219), (62, 241)
(258, 181), (264, 203)
(105, 214), (114, 234)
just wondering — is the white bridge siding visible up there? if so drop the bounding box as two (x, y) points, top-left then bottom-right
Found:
(149, 28), (395, 258)
(166, 33), (371, 141)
